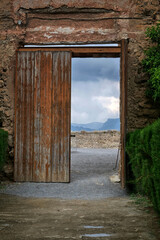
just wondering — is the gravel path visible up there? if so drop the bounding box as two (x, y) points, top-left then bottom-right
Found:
(0, 148), (127, 199)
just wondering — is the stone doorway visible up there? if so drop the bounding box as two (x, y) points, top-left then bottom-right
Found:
(14, 42), (128, 186)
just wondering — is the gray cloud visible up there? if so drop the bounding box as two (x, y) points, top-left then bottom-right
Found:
(71, 58), (120, 124)
(72, 58), (120, 82)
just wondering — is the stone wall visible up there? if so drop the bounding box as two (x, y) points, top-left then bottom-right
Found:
(71, 131), (120, 149)
(0, 0), (160, 174)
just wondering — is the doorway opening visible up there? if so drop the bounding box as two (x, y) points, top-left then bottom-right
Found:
(71, 57), (120, 186)
(14, 41), (127, 186)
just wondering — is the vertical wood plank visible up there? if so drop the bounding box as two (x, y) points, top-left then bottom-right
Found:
(59, 52), (63, 181)
(63, 52), (71, 182)
(15, 50), (71, 182)
(23, 52), (31, 181)
(39, 51), (45, 181)
(61, 52), (65, 181)
(23, 51), (34, 182)
(51, 52), (71, 182)
(33, 51), (41, 182)
(51, 52), (55, 181)
(45, 52), (52, 182)
(51, 52), (58, 181)
(20, 52), (25, 181)
(39, 52), (52, 182)
(23, 52), (27, 180)
(14, 52), (19, 181)
(66, 52), (71, 182)
(30, 52), (35, 181)
(120, 39), (128, 188)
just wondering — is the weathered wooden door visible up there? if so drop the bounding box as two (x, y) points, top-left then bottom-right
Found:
(14, 51), (71, 182)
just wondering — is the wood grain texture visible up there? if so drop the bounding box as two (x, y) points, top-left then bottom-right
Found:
(18, 47), (120, 58)
(120, 39), (128, 188)
(14, 51), (71, 182)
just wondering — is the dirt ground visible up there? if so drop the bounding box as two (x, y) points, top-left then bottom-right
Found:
(0, 194), (160, 240)
(0, 148), (159, 239)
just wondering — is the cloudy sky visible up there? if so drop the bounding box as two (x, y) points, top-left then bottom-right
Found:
(71, 58), (120, 124)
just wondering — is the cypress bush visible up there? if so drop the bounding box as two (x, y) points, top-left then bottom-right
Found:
(0, 129), (8, 171)
(126, 119), (160, 212)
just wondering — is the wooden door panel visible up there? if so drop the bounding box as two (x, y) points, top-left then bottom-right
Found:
(14, 51), (71, 182)
(51, 52), (71, 182)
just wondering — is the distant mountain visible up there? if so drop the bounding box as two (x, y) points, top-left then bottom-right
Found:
(99, 118), (120, 131)
(71, 118), (120, 132)
(71, 125), (93, 132)
(71, 122), (103, 131)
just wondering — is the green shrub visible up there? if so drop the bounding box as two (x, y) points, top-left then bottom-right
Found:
(142, 23), (160, 103)
(0, 129), (8, 171)
(126, 119), (160, 213)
